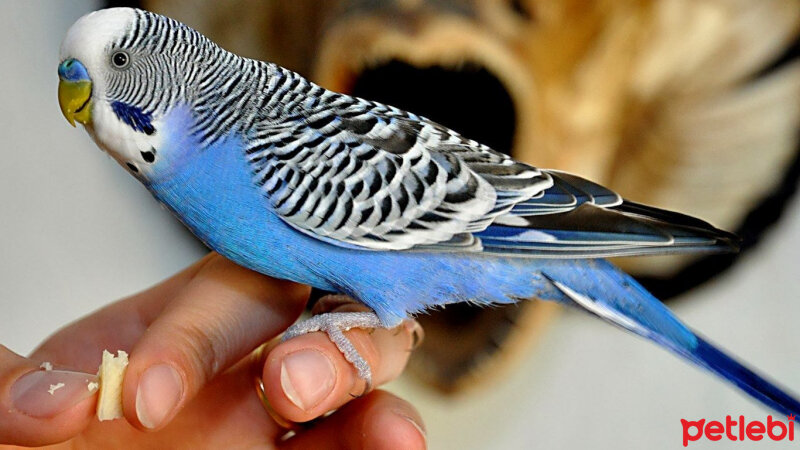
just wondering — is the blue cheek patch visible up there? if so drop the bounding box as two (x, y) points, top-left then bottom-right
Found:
(111, 101), (156, 135)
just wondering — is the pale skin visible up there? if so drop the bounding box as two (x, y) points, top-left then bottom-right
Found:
(0, 253), (426, 449)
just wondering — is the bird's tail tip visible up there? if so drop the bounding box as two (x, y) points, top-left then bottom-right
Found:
(543, 260), (797, 417)
(690, 335), (800, 417)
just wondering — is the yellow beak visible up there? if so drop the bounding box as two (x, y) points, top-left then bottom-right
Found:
(58, 79), (92, 127)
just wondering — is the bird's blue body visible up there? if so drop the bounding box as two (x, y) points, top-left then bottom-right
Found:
(58, 7), (800, 419)
(148, 106), (553, 325)
(142, 105), (800, 417)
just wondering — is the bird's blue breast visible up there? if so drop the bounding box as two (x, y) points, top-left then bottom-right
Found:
(146, 108), (334, 288)
(144, 107), (567, 325)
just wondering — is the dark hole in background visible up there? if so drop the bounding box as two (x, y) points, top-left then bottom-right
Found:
(351, 60), (517, 155)
(106, 0), (141, 8)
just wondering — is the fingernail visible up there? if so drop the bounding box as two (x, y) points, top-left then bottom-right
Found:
(280, 349), (336, 411)
(136, 364), (183, 429)
(395, 411), (427, 446)
(11, 370), (98, 418)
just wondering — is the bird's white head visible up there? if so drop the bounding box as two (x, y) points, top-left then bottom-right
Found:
(58, 8), (210, 179)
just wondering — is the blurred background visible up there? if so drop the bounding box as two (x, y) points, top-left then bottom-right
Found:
(1, 0), (799, 448)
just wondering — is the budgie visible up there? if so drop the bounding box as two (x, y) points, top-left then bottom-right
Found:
(57, 7), (799, 416)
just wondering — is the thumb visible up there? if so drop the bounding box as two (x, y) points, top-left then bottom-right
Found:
(0, 345), (97, 446)
(122, 254), (309, 430)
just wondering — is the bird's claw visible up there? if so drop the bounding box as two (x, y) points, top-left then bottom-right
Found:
(282, 311), (383, 392)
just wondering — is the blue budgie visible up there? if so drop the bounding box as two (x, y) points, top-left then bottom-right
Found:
(57, 8), (799, 416)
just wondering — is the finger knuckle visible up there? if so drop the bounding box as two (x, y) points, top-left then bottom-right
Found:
(172, 320), (232, 382)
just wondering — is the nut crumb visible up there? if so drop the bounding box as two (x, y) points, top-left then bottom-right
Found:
(87, 381), (99, 392)
(40, 362), (53, 371)
(48, 383), (65, 395)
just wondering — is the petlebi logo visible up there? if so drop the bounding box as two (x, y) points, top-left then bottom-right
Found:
(682, 414), (795, 447)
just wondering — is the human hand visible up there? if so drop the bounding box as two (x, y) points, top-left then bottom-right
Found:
(0, 253), (426, 449)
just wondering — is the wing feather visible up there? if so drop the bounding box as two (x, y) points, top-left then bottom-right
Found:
(246, 85), (736, 258)
(246, 92), (550, 250)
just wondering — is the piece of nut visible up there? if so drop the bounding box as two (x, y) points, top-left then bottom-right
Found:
(96, 350), (129, 421)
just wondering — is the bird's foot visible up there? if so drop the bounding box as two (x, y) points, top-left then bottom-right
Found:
(282, 310), (384, 392)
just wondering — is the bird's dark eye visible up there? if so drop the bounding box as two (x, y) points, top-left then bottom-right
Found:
(111, 51), (129, 69)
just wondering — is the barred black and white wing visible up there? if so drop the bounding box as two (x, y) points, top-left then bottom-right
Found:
(245, 92), (551, 250)
(245, 74), (736, 257)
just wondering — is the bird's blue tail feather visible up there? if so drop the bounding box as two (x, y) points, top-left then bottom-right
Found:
(685, 337), (800, 417)
(541, 259), (800, 416)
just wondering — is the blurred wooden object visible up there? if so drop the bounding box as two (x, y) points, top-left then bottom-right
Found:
(144, 0), (800, 394)
(310, 0), (800, 275)
(146, 0), (800, 275)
